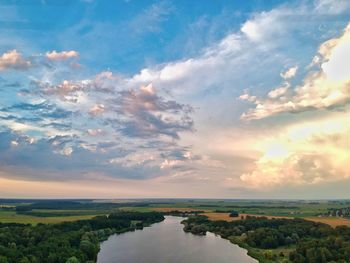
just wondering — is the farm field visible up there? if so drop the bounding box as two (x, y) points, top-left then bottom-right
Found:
(199, 211), (350, 228)
(201, 212), (291, 222)
(304, 216), (350, 227)
(0, 210), (96, 224)
(1, 199), (350, 227)
(151, 207), (210, 212)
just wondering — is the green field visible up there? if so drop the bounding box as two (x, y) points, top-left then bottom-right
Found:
(0, 210), (96, 224)
(123, 199), (350, 218)
(1, 199), (349, 225)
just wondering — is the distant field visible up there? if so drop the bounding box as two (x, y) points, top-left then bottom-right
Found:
(151, 207), (210, 212)
(0, 211), (96, 224)
(202, 212), (291, 222)
(305, 217), (350, 227)
(201, 212), (350, 228)
(1, 199), (350, 227)
(129, 200), (350, 217)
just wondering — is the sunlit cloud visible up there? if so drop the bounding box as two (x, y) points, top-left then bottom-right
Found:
(241, 112), (350, 188)
(45, 50), (79, 61)
(0, 0), (349, 198)
(240, 23), (350, 120)
(0, 50), (31, 70)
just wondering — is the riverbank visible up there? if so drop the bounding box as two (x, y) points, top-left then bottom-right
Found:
(182, 218), (265, 262)
(226, 236), (282, 263)
(0, 211), (164, 263)
(182, 215), (348, 263)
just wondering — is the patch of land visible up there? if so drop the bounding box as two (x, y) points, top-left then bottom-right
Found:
(0, 211), (95, 224)
(1, 199), (350, 229)
(201, 212), (350, 228)
(151, 207), (210, 213)
(305, 216), (350, 227)
(202, 212), (292, 222)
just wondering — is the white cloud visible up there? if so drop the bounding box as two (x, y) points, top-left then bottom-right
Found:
(0, 50), (31, 70)
(109, 152), (156, 168)
(280, 66), (298, 80)
(240, 113), (350, 188)
(46, 50), (79, 60)
(60, 146), (73, 156)
(87, 128), (104, 136)
(314, 0), (350, 14)
(241, 9), (285, 43)
(89, 104), (105, 116)
(240, 22), (350, 120)
(1, 1), (350, 198)
(267, 84), (289, 99)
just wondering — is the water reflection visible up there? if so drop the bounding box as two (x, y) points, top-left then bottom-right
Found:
(97, 216), (257, 263)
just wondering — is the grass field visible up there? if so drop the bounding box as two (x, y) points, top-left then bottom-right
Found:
(305, 216), (350, 227)
(200, 211), (350, 228)
(0, 211), (97, 224)
(201, 212), (291, 222)
(151, 207), (210, 212)
(1, 199), (350, 227)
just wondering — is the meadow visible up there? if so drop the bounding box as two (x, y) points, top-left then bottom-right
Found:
(1, 199), (350, 227)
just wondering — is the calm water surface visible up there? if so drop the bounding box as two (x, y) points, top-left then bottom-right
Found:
(97, 216), (257, 263)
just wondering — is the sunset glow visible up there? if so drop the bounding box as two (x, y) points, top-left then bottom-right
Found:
(0, 0), (349, 198)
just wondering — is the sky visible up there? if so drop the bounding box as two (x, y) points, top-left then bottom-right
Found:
(0, 0), (350, 199)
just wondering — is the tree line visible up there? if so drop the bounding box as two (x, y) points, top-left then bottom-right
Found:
(182, 215), (350, 262)
(0, 212), (164, 263)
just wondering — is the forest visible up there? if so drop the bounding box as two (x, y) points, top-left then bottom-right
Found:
(0, 212), (164, 263)
(182, 215), (350, 263)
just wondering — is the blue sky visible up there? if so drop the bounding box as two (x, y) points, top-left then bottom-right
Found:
(0, 0), (350, 198)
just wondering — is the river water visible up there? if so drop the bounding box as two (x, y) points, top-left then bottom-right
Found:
(97, 216), (257, 263)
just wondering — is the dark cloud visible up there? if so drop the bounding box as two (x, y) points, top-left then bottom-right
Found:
(0, 115), (42, 123)
(0, 130), (165, 181)
(4, 102), (73, 119)
(111, 85), (193, 139)
(0, 55), (195, 182)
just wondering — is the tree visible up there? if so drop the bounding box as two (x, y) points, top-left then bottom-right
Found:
(285, 236), (294, 245)
(19, 257), (30, 263)
(264, 250), (274, 260)
(80, 240), (98, 259)
(229, 211), (239, 217)
(66, 256), (80, 263)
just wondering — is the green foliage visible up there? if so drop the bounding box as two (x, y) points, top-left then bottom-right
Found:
(0, 212), (164, 263)
(182, 215), (350, 263)
(65, 257), (79, 263)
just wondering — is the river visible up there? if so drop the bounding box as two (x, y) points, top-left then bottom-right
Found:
(97, 216), (257, 263)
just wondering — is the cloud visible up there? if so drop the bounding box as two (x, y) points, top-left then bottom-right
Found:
(314, 0), (350, 14)
(35, 75), (194, 139)
(0, 50), (31, 70)
(240, 113), (350, 188)
(240, 22), (350, 120)
(280, 66), (297, 80)
(39, 79), (88, 102)
(45, 50), (79, 60)
(129, 0), (174, 35)
(87, 128), (104, 136)
(89, 104), (105, 116)
(267, 83), (290, 99)
(241, 9), (285, 43)
(0, 130), (170, 181)
(112, 84), (194, 139)
(0, 1), (349, 197)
